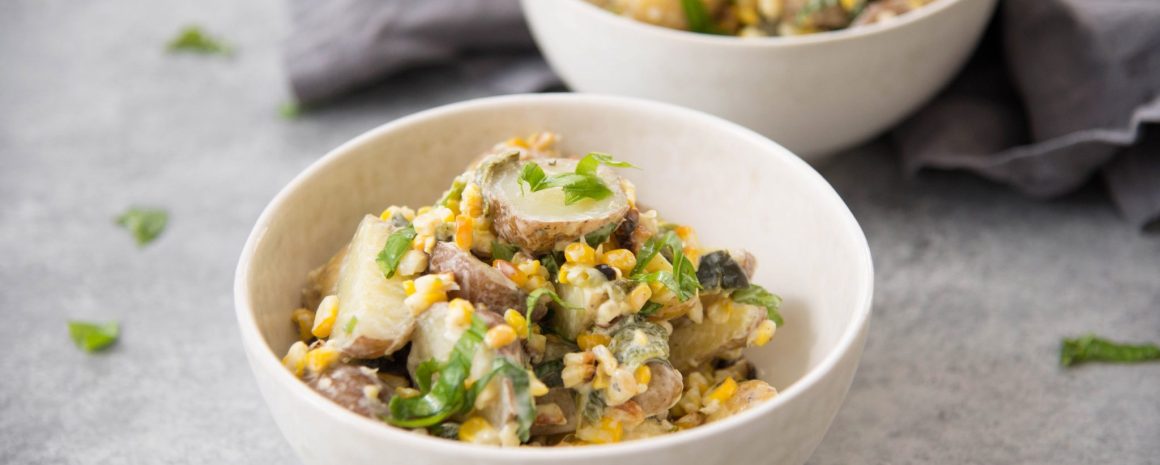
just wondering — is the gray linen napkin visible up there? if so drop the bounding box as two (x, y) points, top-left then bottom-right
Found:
(283, 0), (1160, 228)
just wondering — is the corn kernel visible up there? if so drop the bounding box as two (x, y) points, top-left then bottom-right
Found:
(493, 260), (528, 287)
(462, 183), (483, 218)
(458, 416), (496, 443)
(592, 368), (610, 389)
(305, 346), (341, 374)
(395, 387), (421, 399)
(840, 0), (861, 11)
(503, 309), (529, 338)
(564, 242), (597, 266)
(403, 280), (416, 296)
(526, 274), (547, 290)
(750, 319), (777, 347)
(557, 264), (574, 284)
(310, 296), (339, 338)
(529, 371), (550, 397)
(577, 417), (623, 444)
(737, 2), (760, 24)
(577, 332), (611, 351)
(291, 307), (315, 342)
(505, 137), (529, 149)
(484, 324), (517, 349)
(282, 341), (309, 377)
(600, 249), (637, 274)
(634, 365), (652, 387)
(454, 215), (473, 251)
(705, 377), (738, 404)
(626, 283), (653, 312)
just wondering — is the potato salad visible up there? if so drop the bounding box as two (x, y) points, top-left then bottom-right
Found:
(588, 0), (936, 37)
(282, 133), (784, 446)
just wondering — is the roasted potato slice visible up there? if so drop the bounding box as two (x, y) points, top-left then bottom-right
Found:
(479, 154), (630, 255)
(308, 365), (390, 418)
(631, 361), (684, 417)
(531, 387), (579, 436)
(428, 242), (529, 316)
(668, 301), (767, 372)
(704, 380), (777, 423)
(327, 215), (415, 358)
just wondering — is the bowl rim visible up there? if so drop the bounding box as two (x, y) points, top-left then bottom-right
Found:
(538, 0), (966, 47)
(234, 93), (874, 458)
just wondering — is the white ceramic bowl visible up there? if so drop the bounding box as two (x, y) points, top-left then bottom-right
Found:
(235, 94), (873, 465)
(522, 0), (996, 161)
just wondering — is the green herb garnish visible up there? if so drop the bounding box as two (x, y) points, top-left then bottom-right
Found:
(680, 0), (719, 34)
(437, 178), (466, 208)
(116, 207), (168, 247)
(344, 316), (359, 334)
(68, 321), (119, 353)
(526, 288), (571, 337)
(491, 241), (519, 262)
(731, 285), (783, 326)
(279, 102), (301, 119)
(583, 222), (618, 247)
(630, 231), (701, 302)
(466, 357), (537, 441)
(638, 301), (663, 317)
(517, 152), (636, 205)
(376, 225), (417, 278)
(540, 252), (562, 281)
(167, 25), (233, 55)
(1060, 335), (1160, 367)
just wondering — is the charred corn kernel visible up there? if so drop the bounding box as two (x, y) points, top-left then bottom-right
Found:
(529, 371), (550, 397)
(600, 249), (637, 274)
(564, 242), (597, 266)
(505, 137), (530, 149)
(503, 309), (529, 338)
(750, 319), (777, 347)
(634, 365), (652, 387)
(305, 346), (341, 374)
(447, 298), (475, 328)
(577, 332), (611, 351)
(706, 377), (739, 404)
(578, 417), (623, 444)
(484, 324), (517, 348)
(459, 416), (497, 443)
(492, 260), (528, 287)
(605, 368), (639, 405)
(403, 280), (416, 296)
(454, 215), (473, 251)
(282, 341), (309, 377)
(626, 283), (652, 312)
(461, 183), (483, 218)
(556, 264), (575, 284)
(291, 307), (315, 342)
(562, 351), (596, 387)
(311, 295), (340, 338)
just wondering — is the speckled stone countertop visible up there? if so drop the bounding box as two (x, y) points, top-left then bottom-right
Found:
(2, 1), (1157, 464)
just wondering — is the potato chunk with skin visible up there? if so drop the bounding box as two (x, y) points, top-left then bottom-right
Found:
(327, 215), (415, 359)
(552, 282), (607, 340)
(308, 365), (391, 418)
(428, 242), (528, 316)
(302, 243), (348, 311)
(704, 380), (777, 423)
(668, 301), (767, 372)
(479, 153), (630, 255)
(630, 361), (683, 417)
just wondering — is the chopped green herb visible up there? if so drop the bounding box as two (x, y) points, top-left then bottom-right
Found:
(116, 207), (168, 247)
(517, 152), (634, 206)
(638, 301), (663, 317)
(583, 222), (618, 247)
(680, 0), (718, 34)
(376, 225), (417, 278)
(68, 320), (119, 353)
(344, 316), (359, 334)
(731, 285), (783, 326)
(167, 25), (233, 55)
(279, 102), (301, 119)
(429, 422), (460, 439)
(540, 252), (562, 281)
(526, 288), (571, 337)
(466, 357), (536, 441)
(437, 178), (466, 208)
(630, 231), (701, 301)
(387, 317), (488, 428)
(1060, 335), (1160, 367)
(491, 241), (519, 262)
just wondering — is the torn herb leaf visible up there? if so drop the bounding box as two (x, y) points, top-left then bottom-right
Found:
(731, 285), (783, 326)
(387, 317), (488, 428)
(344, 316), (359, 334)
(69, 320), (119, 353)
(376, 225), (417, 278)
(630, 231), (700, 301)
(491, 241), (519, 262)
(583, 222), (618, 247)
(1060, 335), (1160, 367)
(116, 207), (168, 247)
(680, 0), (717, 34)
(167, 25), (233, 55)
(517, 153), (633, 205)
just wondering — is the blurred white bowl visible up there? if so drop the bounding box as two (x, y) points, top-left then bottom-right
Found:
(235, 94), (873, 465)
(522, 0), (996, 162)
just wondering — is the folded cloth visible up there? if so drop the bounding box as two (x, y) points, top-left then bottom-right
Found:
(283, 0), (1159, 228)
(284, 0), (558, 104)
(894, 0), (1160, 229)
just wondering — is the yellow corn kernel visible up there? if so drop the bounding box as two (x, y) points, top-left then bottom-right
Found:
(395, 387), (421, 399)
(459, 416), (496, 443)
(750, 319), (777, 347)
(592, 367), (610, 389)
(304, 346), (341, 374)
(737, 2), (760, 25)
(454, 215), (473, 251)
(626, 283), (653, 312)
(310, 295), (339, 338)
(556, 264), (574, 284)
(462, 183), (483, 218)
(634, 365), (652, 387)
(403, 280), (416, 296)
(643, 253), (672, 273)
(564, 242), (597, 266)
(580, 417), (623, 444)
(447, 298), (475, 327)
(600, 249), (637, 274)
(484, 324), (517, 349)
(840, 0), (862, 11)
(577, 332), (611, 351)
(282, 341), (309, 377)
(492, 260), (528, 287)
(291, 307), (315, 342)
(526, 274), (547, 290)
(417, 206), (431, 215)
(705, 377), (738, 404)
(505, 137), (529, 149)
(529, 371), (550, 397)
(503, 309), (529, 338)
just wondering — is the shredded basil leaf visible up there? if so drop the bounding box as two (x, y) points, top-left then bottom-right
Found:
(387, 317), (488, 428)
(344, 316), (358, 334)
(575, 152), (637, 177)
(517, 153), (634, 205)
(630, 231), (701, 301)
(68, 320), (119, 353)
(731, 285), (783, 326)
(167, 25), (233, 55)
(376, 225), (417, 278)
(638, 301), (663, 317)
(680, 0), (717, 34)
(583, 222), (618, 247)
(1060, 335), (1160, 367)
(116, 207), (168, 247)
(491, 242), (519, 262)
(437, 178), (466, 208)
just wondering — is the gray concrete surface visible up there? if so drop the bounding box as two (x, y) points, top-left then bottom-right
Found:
(2, 0), (1157, 464)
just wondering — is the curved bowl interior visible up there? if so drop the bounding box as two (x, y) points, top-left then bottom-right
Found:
(236, 94), (873, 465)
(522, 0), (997, 160)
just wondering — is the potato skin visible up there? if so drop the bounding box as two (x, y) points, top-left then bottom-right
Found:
(704, 380), (777, 423)
(428, 242), (530, 316)
(630, 361), (684, 417)
(308, 365), (390, 418)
